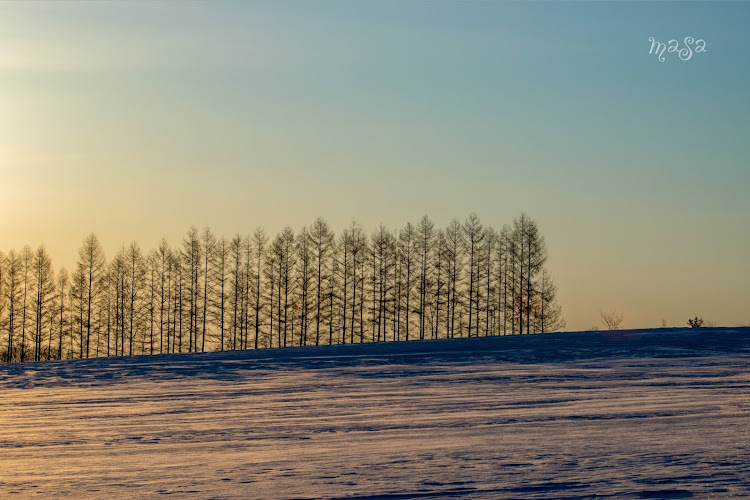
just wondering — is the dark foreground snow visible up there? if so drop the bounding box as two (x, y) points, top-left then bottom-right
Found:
(0, 328), (748, 499)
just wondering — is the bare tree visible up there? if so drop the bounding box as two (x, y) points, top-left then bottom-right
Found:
(251, 227), (267, 350)
(398, 222), (415, 341)
(57, 268), (69, 360)
(688, 317), (704, 328)
(537, 268), (564, 333)
(496, 226), (510, 336)
(19, 246), (33, 362)
(349, 222), (365, 343)
(229, 235), (243, 351)
(242, 234), (253, 350)
(338, 227), (351, 344)
(370, 225), (391, 343)
(600, 309), (624, 331)
(294, 227), (313, 347)
(109, 247), (126, 356)
(31, 246), (55, 361)
(269, 235), (284, 348)
(481, 228), (497, 337)
(280, 227), (295, 348)
(521, 215), (547, 335)
(201, 228), (216, 352)
(213, 237), (228, 351)
(4, 251), (21, 362)
(417, 215), (435, 341)
(463, 213), (484, 338)
(444, 219), (463, 339)
(125, 243), (146, 355)
(76, 234), (106, 358)
(433, 230), (445, 339)
(310, 218), (334, 346)
(156, 239), (170, 354)
(182, 227), (201, 353)
(146, 251), (158, 355)
(71, 262), (86, 358)
(327, 238), (340, 345)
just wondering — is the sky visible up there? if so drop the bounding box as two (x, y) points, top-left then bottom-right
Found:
(1, 1), (748, 331)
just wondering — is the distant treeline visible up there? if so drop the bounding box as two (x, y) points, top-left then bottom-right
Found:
(0, 213), (563, 363)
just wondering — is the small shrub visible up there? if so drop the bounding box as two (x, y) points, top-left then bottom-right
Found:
(600, 309), (624, 331)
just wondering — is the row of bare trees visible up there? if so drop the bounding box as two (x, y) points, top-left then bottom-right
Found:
(0, 213), (564, 363)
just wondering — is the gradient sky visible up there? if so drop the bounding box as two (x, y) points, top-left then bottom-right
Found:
(1, 1), (748, 331)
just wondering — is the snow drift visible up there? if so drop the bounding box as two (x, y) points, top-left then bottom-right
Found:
(0, 327), (748, 498)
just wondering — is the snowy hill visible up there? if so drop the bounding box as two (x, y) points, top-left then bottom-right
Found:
(1, 327), (748, 498)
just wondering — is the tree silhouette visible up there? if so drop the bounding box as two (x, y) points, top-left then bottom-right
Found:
(0, 213), (566, 363)
(75, 234), (106, 359)
(4, 251), (22, 361)
(600, 309), (625, 331)
(251, 227), (268, 350)
(464, 213), (484, 338)
(56, 268), (69, 360)
(688, 317), (704, 328)
(31, 246), (55, 361)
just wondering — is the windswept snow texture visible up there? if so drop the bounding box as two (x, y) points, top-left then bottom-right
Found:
(1, 328), (749, 499)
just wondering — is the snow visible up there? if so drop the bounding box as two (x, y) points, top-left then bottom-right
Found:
(0, 327), (748, 498)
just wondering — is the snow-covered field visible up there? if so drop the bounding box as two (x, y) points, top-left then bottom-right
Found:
(0, 328), (748, 499)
